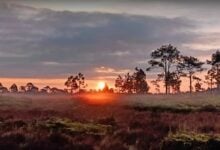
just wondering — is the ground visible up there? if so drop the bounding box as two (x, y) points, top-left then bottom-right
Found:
(0, 93), (220, 149)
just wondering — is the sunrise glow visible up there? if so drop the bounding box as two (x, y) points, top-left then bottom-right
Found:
(97, 81), (105, 90)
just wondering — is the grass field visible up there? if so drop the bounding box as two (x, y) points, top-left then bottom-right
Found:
(0, 93), (220, 149)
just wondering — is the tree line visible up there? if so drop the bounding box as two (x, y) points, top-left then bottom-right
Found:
(0, 82), (67, 94)
(114, 44), (220, 94)
(0, 44), (220, 95)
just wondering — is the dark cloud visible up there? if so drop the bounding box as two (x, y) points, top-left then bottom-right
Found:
(0, 3), (216, 79)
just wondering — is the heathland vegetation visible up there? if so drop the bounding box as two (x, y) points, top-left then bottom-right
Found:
(1, 44), (220, 150)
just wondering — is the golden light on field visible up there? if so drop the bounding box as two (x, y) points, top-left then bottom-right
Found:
(79, 93), (117, 105)
(97, 81), (105, 90)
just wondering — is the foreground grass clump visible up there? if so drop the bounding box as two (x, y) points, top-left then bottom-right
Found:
(41, 118), (113, 135)
(161, 132), (220, 150)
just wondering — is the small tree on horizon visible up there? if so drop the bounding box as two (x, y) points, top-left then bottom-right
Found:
(10, 84), (18, 93)
(65, 73), (87, 94)
(114, 68), (150, 94)
(133, 67), (150, 94)
(204, 68), (216, 90)
(177, 56), (204, 93)
(193, 76), (204, 92)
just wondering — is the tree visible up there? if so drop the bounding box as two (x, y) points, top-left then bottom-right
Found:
(25, 83), (39, 93)
(19, 86), (26, 93)
(102, 83), (109, 92)
(133, 67), (149, 94)
(193, 76), (204, 92)
(65, 73), (86, 94)
(114, 68), (150, 94)
(123, 73), (134, 93)
(115, 75), (124, 93)
(207, 50), (220, 89)
(10, 84), (18, 93)
(168, 72), (182, 93)
(147, 44), (180, 94)
(0, 83), (8, 93)
(204, 68), (216, 90)
(40, 86), (51, 93)
(178, 56), (204, 93)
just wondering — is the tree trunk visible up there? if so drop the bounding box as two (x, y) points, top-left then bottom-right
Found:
(165, 82), (168, 94)
(165, 73), (168, 94)
(189, 74), (192, 93)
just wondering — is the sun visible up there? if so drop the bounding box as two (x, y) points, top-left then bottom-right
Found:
(97, 81), (105, 90)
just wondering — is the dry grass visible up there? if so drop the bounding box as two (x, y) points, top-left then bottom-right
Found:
(0, 93), (219, 149)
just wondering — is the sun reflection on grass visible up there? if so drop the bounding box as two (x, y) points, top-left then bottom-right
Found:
(78, 93), (117, 105)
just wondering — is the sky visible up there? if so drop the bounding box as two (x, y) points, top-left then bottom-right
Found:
(0, 0), (220, 91)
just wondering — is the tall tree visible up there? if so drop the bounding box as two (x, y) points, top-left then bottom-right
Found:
(65, 73), (86, 94)
(207, 50), (220, 89)
(147, 44), (180, 94)
(178, 56), (204, 93)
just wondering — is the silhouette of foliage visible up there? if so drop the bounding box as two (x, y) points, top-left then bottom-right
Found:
(115, 75), (124, 93)
(147, 44), (180, 94)
(133, 67), (150, 94)
(178, 56), (204, 93)
(25, 83), (39, 93)
(65, 73), (86, 94)
(10, 84), (18, 93)
(114, 68), (149, 94)
(207, 50), (220, 89)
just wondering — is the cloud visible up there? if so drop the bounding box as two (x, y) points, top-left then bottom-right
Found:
(0, 2), (215, 80)
(95, 66), (131, 74)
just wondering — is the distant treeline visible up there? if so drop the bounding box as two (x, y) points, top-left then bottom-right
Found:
(1, 44), (220, 95)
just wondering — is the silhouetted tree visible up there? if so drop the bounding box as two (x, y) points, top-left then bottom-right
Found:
(133, 67), (149, 94)
(19, 86), (26, 93)
(123, 73), (134, 93)
(115, 75), (124, 93)
(103, 83), (109, 92)
(178, 56), (204, 93)
(40, 86), (51, 94)
(168, 72), (182, 93)
(147, 44), (180, 94)
(25, 83), (39, 93)
(115, 68), (149, 94)
(205, 68), (216, 90)
(193, 76), (204, 92)
(0, 83), (8, 93)
(65, 73), (86, 94)
(10, 84), (18, 93)
(207, 50), (220, 89)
